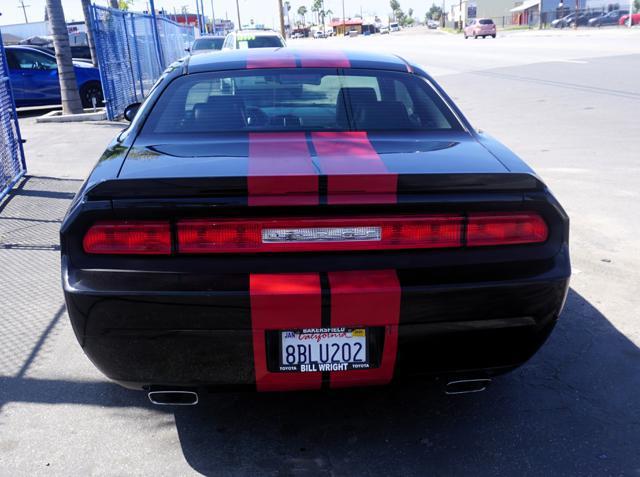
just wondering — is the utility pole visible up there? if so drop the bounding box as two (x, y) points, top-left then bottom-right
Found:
(200, 0), (206, 33)
(195, 0), (201, 33)
(574, 0), (578, 29)
(342, 0), (345, 36)
(210, 0), (216, 34)
(628, 0), (634, 27)
(236, 0), (242, 30)
(278, 0), (286, 37)
(539, 0), (543, 29)
(18, 0), (30, 23)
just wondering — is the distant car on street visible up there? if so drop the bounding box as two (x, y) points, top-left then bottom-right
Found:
(380, 25), (390, 34)
(566, 11), (604, 27)
(222, 30), (286, 50)
(188, 36), (225, 54)
(464, 18), (496, 39)
(551, 12), (576, 28)
(5, 45), (103, 108)
(313, 30), (326, 39)
(427, 19), (439, 29)
(389, 22), (400, 31)
(619, 12), (640, 25)
(291, 32), (304, 39)
(588, 9), (628, 26)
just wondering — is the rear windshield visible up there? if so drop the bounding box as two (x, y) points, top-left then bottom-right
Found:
(141, 69), (462, 135)
(479, 19), (494, 24)
(192, 37), (224, 51)
(237, 35), (284, 49)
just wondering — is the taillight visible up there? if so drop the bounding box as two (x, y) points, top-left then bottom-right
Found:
(176, 216), (464, 253)
(467, 213), (548, 247)
(83, 221), (171, 255)
(82, 213), (548, 255)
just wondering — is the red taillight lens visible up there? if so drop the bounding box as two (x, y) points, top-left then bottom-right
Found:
(83, 221), (171, 255)
(177, 215), (464, 253)
(466, 213), (548, 247)
(82, 213), (549, 255)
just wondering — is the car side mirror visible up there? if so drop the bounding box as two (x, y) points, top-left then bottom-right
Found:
(124, 102), (141, 122)
(185, 47), (191, 52)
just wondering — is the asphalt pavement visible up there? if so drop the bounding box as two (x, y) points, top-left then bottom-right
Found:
(1, 27), (639, 476)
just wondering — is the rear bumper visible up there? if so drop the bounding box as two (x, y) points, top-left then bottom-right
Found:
(63, 248), (570, 391)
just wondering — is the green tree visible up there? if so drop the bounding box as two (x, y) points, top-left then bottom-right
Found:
(117, 0), (134, 10)
(390, 0), (405, 22)
(298, 5), (308, 25)
(426, 3), (443, 20)
(634, 0), (639, 12)
(46, 0), (83, 114)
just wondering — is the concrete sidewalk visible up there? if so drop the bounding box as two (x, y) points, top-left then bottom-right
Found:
(18, 114), (125, 179)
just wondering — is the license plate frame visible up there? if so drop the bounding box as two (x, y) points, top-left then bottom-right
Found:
(276, 327), (371, 373)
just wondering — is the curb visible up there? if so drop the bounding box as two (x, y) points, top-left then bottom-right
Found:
(35, 108), (107, 123)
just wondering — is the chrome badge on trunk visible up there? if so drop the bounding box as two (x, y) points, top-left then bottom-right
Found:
(262, 227), (382, 243)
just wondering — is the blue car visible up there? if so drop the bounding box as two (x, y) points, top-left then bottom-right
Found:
(4, 45), (103, 108)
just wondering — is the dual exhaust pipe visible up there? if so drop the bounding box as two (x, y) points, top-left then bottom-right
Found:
(146, 378), (491, 405)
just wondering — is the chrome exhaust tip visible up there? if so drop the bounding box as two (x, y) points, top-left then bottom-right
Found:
(445, 378), (491, 395)
(148, 390), (199, 406)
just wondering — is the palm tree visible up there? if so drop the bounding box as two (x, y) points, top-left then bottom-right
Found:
(80, 0), (98, 67)
(45, 0), (83, 114)
(298, 5), (308, 26)
(321, 8), (332, 26)
(109, 0), (118, 8)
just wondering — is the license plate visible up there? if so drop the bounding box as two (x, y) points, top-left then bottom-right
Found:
(279, 328), (369, 372)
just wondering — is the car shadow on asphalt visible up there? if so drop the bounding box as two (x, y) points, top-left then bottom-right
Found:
(171, 288), (640, 476)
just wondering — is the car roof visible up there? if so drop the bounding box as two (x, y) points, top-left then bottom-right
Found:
(187, 47), (412, 74)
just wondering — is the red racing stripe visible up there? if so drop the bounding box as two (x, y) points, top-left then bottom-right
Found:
(246, 49), (297, 69)
(250, 273), (323, 391)
(298, 50), (350, 68)
(248, 132), (318, 206)
(327, 270), (401, 388)
(312, 132), (398, 204)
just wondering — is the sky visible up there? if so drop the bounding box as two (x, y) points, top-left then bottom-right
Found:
(0, 0), (447, 29)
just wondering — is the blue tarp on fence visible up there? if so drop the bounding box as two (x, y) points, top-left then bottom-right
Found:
(90, 5), (195, 120)
(0, 29), (26, 201)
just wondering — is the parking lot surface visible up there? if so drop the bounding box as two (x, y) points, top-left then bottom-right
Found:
(1, 28), (639, 476)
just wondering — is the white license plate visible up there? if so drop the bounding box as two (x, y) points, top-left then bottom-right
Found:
(279, 328), (369, 372)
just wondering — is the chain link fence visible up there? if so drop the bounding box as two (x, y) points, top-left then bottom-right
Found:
(90, 6), (195, 120)
(0, 29), (27, 201)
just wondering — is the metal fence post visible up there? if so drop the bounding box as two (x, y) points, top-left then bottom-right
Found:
(149, 0), (166, 68)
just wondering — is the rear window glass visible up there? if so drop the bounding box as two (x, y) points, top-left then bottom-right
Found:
(192, 37), (224, 51)
(141, 69), (461, 135)
(237, 35), (284, 49)
(479, 19), (494, 24)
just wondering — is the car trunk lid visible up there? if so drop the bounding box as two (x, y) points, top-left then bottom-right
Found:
(87, 131), (543, 203)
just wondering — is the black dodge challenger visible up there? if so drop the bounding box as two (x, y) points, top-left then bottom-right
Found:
(61, 48), (570, 403)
